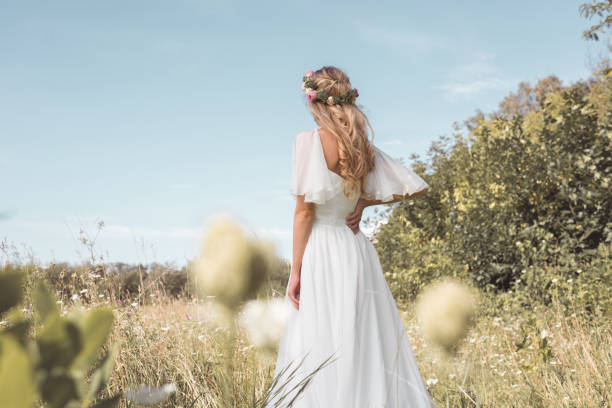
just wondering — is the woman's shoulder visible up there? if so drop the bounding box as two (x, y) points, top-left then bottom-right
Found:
(294, 128), (316, 142)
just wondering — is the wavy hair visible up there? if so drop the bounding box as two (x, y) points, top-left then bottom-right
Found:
(305, 66), (376, 200)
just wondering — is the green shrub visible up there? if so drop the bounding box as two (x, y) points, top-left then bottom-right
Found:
(375, 64), (611, 307)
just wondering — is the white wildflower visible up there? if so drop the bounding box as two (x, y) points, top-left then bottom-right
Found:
(425, 378), (438, 386)
(239, 298), (294, 352)
(193, 215), (277, 310)
(416, 279), (477, 352)
(540, 329), (549, 339)
(126, 384), (176, 405)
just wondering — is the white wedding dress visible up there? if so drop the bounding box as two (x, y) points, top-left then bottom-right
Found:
(265, 128), (436, 408)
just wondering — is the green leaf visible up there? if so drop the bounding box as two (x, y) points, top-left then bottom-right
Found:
(71, 307), (114, 375)
(33, 281), (59, 322)
(0, 272), (24, 315)
(40, 371), (80, 408)
(0, 336), (37, 408)
(37, 314), (83, 370)
(2, 319), (31, 344)
(85, 343), (118, 402)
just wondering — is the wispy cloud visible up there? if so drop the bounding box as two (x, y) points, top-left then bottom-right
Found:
(105, 224), (199, 239)
(254, 227), (291, 241)
(435, 54), (517, 101)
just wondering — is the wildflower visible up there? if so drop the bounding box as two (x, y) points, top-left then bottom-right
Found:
(161, 327), (170, 331)
(425, 378), (438, 386)
(117, 299), (122, 305)
(71, 294), (79, 301)
(185, 314), (191, 320)
(540, 329), (549, 339)
(416, 279), (477, 353)
(193, 215), (277, 310)
(131, 302), (138, 307)
(238, 298), (294, 352)
(80, 289), (88, 294)
(126, 384), (176, 405)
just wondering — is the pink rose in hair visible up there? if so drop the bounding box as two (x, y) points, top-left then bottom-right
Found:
(305, 70), (314, 77)
(307, 90), (318, 102)
(354, 88), (359, 97)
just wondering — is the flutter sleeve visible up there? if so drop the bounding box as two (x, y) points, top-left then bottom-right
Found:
(290, 130), (342, 204)
(362, 144), (429, 202)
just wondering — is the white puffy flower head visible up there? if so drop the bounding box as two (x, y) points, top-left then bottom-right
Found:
(193, 214), (277, 310)
(239, 298), (295, 352)
(416, 279), (477, 353)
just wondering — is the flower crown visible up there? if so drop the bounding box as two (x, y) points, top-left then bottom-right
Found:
(301, 70), (359, 106)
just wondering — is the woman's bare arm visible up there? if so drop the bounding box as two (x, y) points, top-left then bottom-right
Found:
(360, 188), (428, 209)
(345, 188), (428, 233)
(288, 194), (315, 309)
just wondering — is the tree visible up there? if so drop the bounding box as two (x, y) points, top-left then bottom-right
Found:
(580, 0), (612, 41)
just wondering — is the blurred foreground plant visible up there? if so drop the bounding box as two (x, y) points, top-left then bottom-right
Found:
(0, 272), (120, 407)
(0, 271), (178, 408)
(416, 278), (478, 354)
(192, 214), (336, 407)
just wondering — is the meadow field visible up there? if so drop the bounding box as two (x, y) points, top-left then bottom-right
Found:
(1, 234), (610, 407)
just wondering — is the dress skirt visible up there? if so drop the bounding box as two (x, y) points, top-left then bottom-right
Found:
(265, 217), (435, 408)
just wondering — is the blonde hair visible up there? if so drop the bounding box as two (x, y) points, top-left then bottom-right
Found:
(306, 66), (376, 200)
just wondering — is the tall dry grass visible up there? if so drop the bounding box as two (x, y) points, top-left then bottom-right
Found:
(2, 236), (610, 407)
(78, 294), (610, 407)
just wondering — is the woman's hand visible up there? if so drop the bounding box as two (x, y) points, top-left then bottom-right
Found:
(346, 199), (365, 234)
(288, 272), (301, 310)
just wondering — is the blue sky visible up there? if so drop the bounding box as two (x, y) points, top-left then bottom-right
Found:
(0, 0), (604, 266)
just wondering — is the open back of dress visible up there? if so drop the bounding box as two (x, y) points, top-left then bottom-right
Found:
(265, 128), (435, 408)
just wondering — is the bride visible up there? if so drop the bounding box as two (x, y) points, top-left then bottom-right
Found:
(265, 66), (436, 407)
